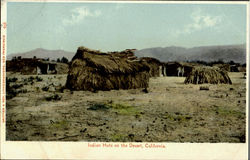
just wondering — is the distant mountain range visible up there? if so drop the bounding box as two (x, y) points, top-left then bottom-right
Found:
(7, 48), (75, 61)
(135, 44), (246, 64)
(7, 44), (246, 64)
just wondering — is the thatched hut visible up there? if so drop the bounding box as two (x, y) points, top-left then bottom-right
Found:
(179, 62), (199, 77)
(66, 47), (150, 91)
(184, 67), (232, 84)
(163, 62), (196, 77)
(6, 58), (59, 75)
(164, 62), (183, 76)
(140, 57), (162, 77)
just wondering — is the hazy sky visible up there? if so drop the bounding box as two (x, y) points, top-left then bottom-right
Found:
(7, 2), (247, 54)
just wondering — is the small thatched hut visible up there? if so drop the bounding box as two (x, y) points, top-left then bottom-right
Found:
(184, 67), (232, 84)
(179, 62), (199, 77)
(66, 47), (150, 91)
(163, 62), (196, 77)
(140, 57), (162, 77)
(6, 58), (62, 75)
(164, 62), (183, 76)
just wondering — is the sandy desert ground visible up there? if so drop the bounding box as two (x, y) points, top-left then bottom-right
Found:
(6, 72), (246, 142)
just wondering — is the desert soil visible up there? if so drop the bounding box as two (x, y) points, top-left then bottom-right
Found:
(6, 72), (246, 142)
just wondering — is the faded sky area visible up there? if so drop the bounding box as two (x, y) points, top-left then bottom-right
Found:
(7, 2), (247, 54)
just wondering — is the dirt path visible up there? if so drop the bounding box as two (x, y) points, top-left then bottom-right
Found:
(6, 72), (246, 142)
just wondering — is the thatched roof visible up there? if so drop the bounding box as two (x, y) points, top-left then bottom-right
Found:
(184, 66), (232, 84)
(213, 64), (230, 72)
(71, 47), (149, 74)
(109, 49), (137, 60)
(66, 46), (150, 91)
(140, 57), (162, 77)
(140, 57), (162, 65)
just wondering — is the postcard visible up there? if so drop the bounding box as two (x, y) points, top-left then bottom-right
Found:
(1, 0), (249, 159)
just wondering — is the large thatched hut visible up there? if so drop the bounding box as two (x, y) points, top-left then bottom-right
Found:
(184, 66), (232, 84)
(66, 47), (150, 91)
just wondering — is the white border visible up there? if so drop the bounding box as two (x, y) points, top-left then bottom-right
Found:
(1, 0), (7, 158)
(1, 1), (249, 159)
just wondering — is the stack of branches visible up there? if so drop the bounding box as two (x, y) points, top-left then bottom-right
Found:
(184, 66), (232, 84)
(66, 46), (150, 91)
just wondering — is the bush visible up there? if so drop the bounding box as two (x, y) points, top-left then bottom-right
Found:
(42, 86), (49, 91)
(35, 76), (43, 82)
(200, 86), (209, 90)
(12, 84), (23, 89)
(87, 104), (109, 111)
(6, 89), (17, 99)
(7, 77), (18, 82)
(45, 94), (62, 101)
(61, 57), (69, 63)
(27, 76), (34, 82)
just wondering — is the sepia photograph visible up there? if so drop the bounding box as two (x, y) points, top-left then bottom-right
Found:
(1, 1), (249, 159)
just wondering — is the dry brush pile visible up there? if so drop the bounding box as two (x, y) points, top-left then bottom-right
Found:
(184, 66), (232, 84)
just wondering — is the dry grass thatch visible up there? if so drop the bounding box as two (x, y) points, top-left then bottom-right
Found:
(184, 67), (232, 84)
(55, 63), (68, 74)
(140, 57), (162, 77)
(213, 64), (231, 72)
(66, 46), (150, 91)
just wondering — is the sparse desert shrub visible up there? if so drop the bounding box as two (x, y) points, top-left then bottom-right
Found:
(6, 89), (17, 99)
(7, 77), (18, 82)
(110, 133), (128, 142)
(58, 86), (65, 93)
(45, 94), (62, 101)
(49, 120), (69, 130)
(36, 87), (40, 92)
(6, 81), (27, 99)
(28, 76), (35, 82)
(87, 104), (109, 111)
(200, 86), (209, 90)
(12, 84), (23, 89)
(42, 86), (49, 91)
(35, 76), (43, 82)
(163, 112), (192, 122)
